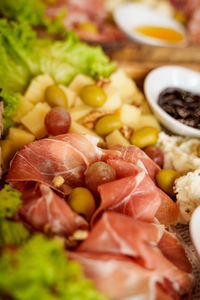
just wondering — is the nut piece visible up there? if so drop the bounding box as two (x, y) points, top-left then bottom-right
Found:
(69, 230), (89, 241)
(120, 125), (133, 140)
(82, 110), (110, 129)
(52, 175), (64, 188)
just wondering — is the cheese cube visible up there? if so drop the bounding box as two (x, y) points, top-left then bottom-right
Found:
(106, 130), (130, 148)
(0, 140), (17, 169)
(21, 102), (51, 138)
(8, 127), (35, 149)
(58, 84), (76, 108)
(120, 104), (141, 128)
(13, 96), (34, 123)
(24, 74), (54, 104)
(69, 121), (103, 143)
(98, 86), (121, 112)
(68, 106), (92, 122)
(135, 114), (161, 131)
(69, 74), (95, 94)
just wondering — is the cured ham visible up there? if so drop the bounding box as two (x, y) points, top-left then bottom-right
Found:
(92, 170), (162, 224)
(45, 0), (126, 43)
(19, 183), (88, 236)
(112, 145), (160, 181)
(105, 157), (179, 226)
(7, 133), (102, 195)
(77, 212), (192, 296)
(69, 251), (182, 300)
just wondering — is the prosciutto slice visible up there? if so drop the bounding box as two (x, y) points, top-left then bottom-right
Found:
(78, 212), (192, 296)
(104, 157), (179, 226)
(19, 184), (88, 236)
(92, 168), (162, 224)
(112, 145), (160, 181)
(7, 133), (102, 195)
(70, 252), (181, 300)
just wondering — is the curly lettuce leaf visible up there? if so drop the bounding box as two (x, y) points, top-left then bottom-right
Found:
(0, 20), (115, 93)
(0, 0), (66, 36)
(0, 89), (20, 130)
(0, 219), (30, 246)
(0, 235), (109, 300)
(0, 185), (21, 218)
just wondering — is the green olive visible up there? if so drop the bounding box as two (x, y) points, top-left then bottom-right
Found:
(197, 145), (200, 157)
(130, 127), (159, 148)
(156, 169), (180, 197)
(80, 85), (107, 108)
(95, 115), (122, 136)
(45, 85), (68, 108)
(68, 187), (95, 221)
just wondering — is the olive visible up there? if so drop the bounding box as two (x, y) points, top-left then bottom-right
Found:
(78, 22), (98, 34)
(156, 169), (180, 197)
(197, 145), (200, 157)
(45, 85), (68, 108)
(68, 187), (95, 221)
(130, 127), (159, 148)
(95, 115), (122, 136)
(80, 85), (107, 108)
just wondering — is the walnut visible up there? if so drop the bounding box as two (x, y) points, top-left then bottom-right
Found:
(120, 126), (133, 140)
(82, 110), (110, 129)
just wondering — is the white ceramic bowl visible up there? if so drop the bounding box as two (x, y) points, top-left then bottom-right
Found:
(144, 66), (200, 138)
(114, 3), (187, 47)
(190, 206), (200, 258)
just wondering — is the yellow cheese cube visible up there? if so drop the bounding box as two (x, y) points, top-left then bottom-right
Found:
(0, 140), (17, 169)
(68, 106), (92, 122)
(135, 114), (161, 131)
(69, 121), (103, 143)
(69, 74), (95, 94)
(13, 96), (34, 123)
(98, 86), (121, 112)
(8, 127), (35, 149)
(120, 104), (141, 128)
(24, 74), (54, 104)
(106, 130), (130, 148)
(58, 84), (76, 108)
(21, 102), (51, 138)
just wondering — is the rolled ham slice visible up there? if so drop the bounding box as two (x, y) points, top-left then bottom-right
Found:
(19, 183), (88, 236)
(7, 133), (102, 195)
(78, 212), (193, 296)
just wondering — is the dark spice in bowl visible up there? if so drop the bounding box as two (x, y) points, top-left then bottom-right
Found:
(158, 88), (200, 129)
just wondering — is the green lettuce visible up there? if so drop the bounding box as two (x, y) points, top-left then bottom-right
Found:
(0, 89), (20, 130)
(0, 185), (30, 246)
(0, 20), (115, 93)
(0, 185), (21, 218)
(0, 0), (66, 36)
(0, 235), (109, 300)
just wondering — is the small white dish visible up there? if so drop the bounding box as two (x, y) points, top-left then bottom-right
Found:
(190, 206), (200, 258)
(144, 65), (200, 138)
(114, 3), (187, 47)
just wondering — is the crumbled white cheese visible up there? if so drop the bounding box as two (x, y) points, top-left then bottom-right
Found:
(174, 170), (200, 224)
(157, 132), (200, 174)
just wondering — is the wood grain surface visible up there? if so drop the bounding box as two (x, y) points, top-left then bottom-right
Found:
(104, 42), (200, 83)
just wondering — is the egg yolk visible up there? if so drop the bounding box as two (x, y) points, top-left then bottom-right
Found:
(135, 26), (184, 43)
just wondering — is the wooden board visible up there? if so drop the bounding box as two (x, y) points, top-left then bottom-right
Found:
(104, 42), (200, 83)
